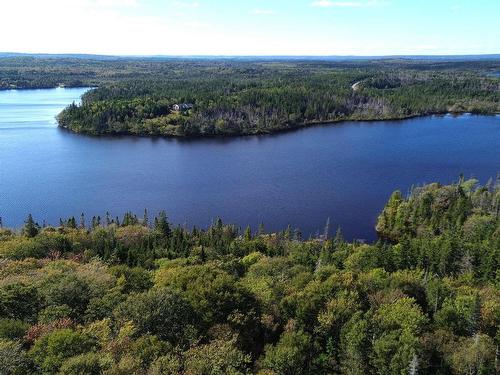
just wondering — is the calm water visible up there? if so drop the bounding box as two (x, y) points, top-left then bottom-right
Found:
(1, 88), (499, 241)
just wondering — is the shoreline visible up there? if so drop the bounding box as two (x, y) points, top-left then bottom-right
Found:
(58, 111), (500, 140)
(0, 85), (93, 91)
(5, 84), (499, 139)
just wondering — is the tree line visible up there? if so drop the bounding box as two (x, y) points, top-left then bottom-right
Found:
(0, 178), (498, 374)
(0, 56), (498, 137)
(56, 63), (500, 137)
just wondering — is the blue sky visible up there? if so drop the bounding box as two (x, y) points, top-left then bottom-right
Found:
(1, 0), (499, 55)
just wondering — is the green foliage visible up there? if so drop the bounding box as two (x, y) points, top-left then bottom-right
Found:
(183, 338), (251, 375)
(149, 353), (183, 375)
(0, 283), (41, 322)
(29, 329), (96, 374)
(58, 352), (103, 375)
(37, 305), (72, 324)
(0, 319), (30, 340)
(3, 57), (495, 137)
(371, 298), (428, 375)
(155, 263), (258, 328)
(448, 334), (496, 375)
(434, 293), (480, 336)
(41, 275), (94, 320)
(0, 179), (497, 374)
(114, 288), (197, 347)
(107, 265), (152, 293)
(23, 214), (40, 238)
(261, 330), (313, 375)
(339, 312), (370, 375)
(0, 339), (31, 375)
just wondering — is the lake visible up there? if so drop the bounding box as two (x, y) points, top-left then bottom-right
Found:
(1, 87), (499, 241)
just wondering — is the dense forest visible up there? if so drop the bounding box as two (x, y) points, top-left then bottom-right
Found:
(0, 178), (498, 374)
(1, 56), (499, 137)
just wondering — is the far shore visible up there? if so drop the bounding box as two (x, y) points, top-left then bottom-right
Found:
(58, 111), (500, 141)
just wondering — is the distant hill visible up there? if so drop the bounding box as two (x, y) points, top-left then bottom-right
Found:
(1, 52), (499, 62)
(0, 52), (122, 60)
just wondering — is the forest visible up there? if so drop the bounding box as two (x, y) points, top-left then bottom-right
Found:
(0, 178), (498, 374)
(1, 56), (499, 137)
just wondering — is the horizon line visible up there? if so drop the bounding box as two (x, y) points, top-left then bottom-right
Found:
(2, 51), (500, 59)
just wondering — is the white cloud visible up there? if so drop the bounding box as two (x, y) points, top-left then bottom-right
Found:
(173, 1), (200, 8)
(0, 0), (170, 55)
(92, 0), (138, 7)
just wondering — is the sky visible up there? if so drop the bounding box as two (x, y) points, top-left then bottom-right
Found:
(1, 0), (499, 56)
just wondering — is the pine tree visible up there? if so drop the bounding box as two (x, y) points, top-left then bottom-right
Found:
(284, 224), (292, 240)
(122, 212), (138, 226)
(154, 211), (171, 237)
(215, 218), (223, 230)
(258, 222), (265, 235)
(67, 217), (77, 229)
(293, 228), (302, 241)
(244, 225), (252, 241)
(334, 227), (344, 247)
(323, 217), (330, 240)
(23, 214), (39, 237)
(200, 246), (206, 262)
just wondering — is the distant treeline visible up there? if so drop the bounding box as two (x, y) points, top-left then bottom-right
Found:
(0, 178), (498, 374)
(0, 57), (499, 137)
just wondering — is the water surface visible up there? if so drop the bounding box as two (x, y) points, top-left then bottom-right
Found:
(1, 88), (499, 241)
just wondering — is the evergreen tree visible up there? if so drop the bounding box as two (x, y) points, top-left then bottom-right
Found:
(244, 226), (252, 241)
(23, 214), (39, 237)
(154, 211), (171, 237)
(79, 213), (85, 229)
(258, 222), (265, 235)
(67, 217), (77, 229)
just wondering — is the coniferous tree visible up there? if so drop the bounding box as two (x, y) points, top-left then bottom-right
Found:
(23, 214), (39, 237)
(258, 222), (265, 235)
(244, 226), (252, 241)
(67, 217), (77, 229)
(154, 211), (171, 237)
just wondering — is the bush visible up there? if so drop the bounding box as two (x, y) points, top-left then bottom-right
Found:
(0, 283), (41, 322)
(0, 319), (29, 340)
(0, 339), (31, 375)
(59, 352), (104, 375)
(29, 329), (96, 374)
(114, 288), (197, 347)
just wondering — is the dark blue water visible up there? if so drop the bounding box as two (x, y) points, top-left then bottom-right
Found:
(1, 88), (499, 241)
